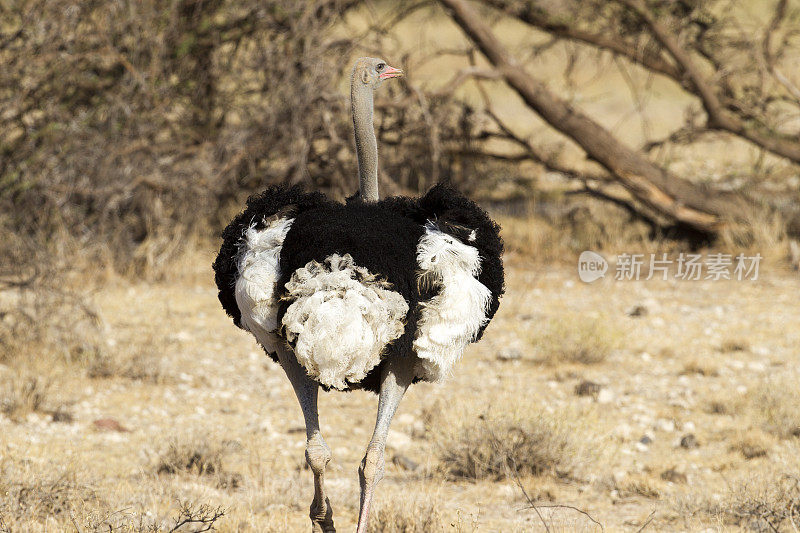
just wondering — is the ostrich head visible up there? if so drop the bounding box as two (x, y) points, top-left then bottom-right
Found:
(350, 57), (402, 202)
(352, 57), (403, 89)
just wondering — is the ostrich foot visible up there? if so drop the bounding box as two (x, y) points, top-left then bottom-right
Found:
(310, 496), (335, 532)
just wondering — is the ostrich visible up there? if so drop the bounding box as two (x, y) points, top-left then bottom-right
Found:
(213, 58), (504, 532)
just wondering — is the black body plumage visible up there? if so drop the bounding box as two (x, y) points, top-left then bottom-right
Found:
(212, 183), (504, 393)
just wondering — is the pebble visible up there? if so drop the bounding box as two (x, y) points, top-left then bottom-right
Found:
(597, 389), (615, 404)
(680, 434), (699, 449)
(497, 349), (522, 361)
(93, 418), (130, 432)
(626, 305), (648, 317)
(656, 419), (676, 432)
(575, 380), (602, 397)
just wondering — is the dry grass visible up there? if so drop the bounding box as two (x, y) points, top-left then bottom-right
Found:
(529, 315), (622, 365)
(0, 373), (53, 422)
(729, 430), (773, 460)
(675, 469), (800, 532)
(87, 343), (166, 383)
(616, 473), (663, 499)
(719, 339), (751, 353)
(434, 408), (589, 481)
(156, 436), (242, 490)
(680, 359), (720, 377)
(747, 378), (800, 439)
(0, 468), (95, 523)
(369, 497), (446, 533)
(496, 196), (669, 265)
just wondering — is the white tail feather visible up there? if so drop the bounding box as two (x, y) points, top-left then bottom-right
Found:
(282, 254), (408, 389)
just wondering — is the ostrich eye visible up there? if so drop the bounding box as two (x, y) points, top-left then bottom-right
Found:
(376, 63), (385, 72)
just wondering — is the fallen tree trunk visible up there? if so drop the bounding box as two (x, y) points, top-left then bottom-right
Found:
(439, 0), (747, 236)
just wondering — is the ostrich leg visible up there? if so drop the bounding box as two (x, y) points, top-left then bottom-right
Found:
(355, 358), (415, 533)
(276, 345), (336, 533)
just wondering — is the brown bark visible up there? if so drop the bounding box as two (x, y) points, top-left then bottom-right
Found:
(439, 0), (747, 234)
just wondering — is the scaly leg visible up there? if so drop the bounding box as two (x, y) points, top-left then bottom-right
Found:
(275, 345), (335, 533)
(355, 358), (415, 533)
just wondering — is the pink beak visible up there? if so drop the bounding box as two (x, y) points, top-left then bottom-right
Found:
(379, 65), (403, 80)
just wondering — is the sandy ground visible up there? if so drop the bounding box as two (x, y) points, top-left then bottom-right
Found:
(2, 250), (799, 532)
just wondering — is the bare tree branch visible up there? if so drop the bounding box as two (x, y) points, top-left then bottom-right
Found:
(619, 0), (800, 164)
(483, 0), (681, 80)
(439, 0), (742, 234)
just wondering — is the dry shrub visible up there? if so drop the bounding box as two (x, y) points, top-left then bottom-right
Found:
(0, 373), (53, 421)
(156, 436), (241, 490)
(87, 337), (166, 383)
(729, 430), (772, 460)
(0, 461), (99, 525)
(719, 339), (750, 353)
(530, 315), (622, 365)
(87, 352), (164, 383)
(720, 476), (800, 532)
(497, 194), (671, 264)
(747, 378), (800, 439)
(0, 0), (497, 280)
(0, 230), (105, 369)
(676, 471), (800, 532)
(616, 474), (662, 499)
(681, 359), (719, 377)
(434, 409), (587, 481)
(369, 497), (445, 533)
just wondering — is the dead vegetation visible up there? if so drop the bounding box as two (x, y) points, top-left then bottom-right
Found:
(434, 409), (587, 481)
(675, 470), (800, 532)
(747, 378), (800, 439)
(529, 315), (622, 365)
(156, 436), (242, 490)
(0, 373), (54, 422)
(87, 338), (167, 384)
(368, 497), (446, 533)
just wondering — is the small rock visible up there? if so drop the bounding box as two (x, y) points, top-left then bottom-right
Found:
(597, 389), (615, 404)
(497, 349), (522, 361)
(575, 380), (602, 397)
(656, 419), (676, 432)
(627, 305), (648, 317)
(93, 418), (130, 433)
(391, 454), (419, 471)
(680, 434), (699, 449)
(51, 409), (73, 423)
(640, 434), (653, 445)
(661, 468), (687, 483)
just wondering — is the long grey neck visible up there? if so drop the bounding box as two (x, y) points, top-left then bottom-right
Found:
(351, 75), (379, 201)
